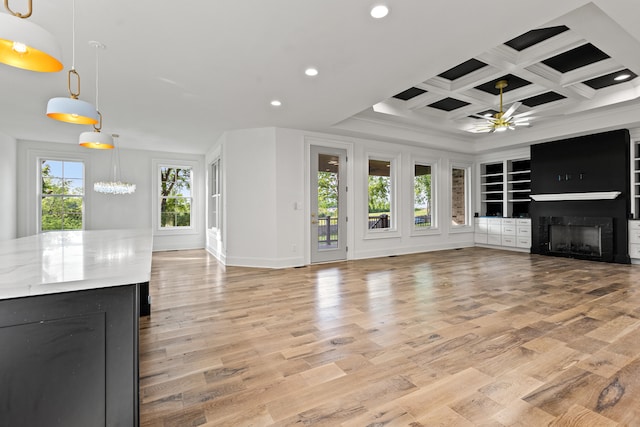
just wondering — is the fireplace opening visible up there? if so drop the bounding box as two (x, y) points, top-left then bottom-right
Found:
(538, 216), (614, 262)
(549, 224), (602, 257)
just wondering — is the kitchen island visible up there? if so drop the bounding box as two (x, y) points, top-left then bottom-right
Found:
(0, 228), (152, 427)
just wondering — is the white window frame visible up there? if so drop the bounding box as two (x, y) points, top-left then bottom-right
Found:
(411, 157), (439, 235)
(450, 162), (472, 230)
(208, 158), (221, 232)
(38, 157), (86, 233)
(152, 159), (199, 235)
(365, 152), (400, 238)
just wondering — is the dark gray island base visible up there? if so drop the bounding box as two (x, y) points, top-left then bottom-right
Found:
(0, 284), (141, 427)
(0, 228), (153, 427)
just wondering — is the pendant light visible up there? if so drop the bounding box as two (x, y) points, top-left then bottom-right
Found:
(0, 0), (63, 72)
(94, 135), (136, 195)
(79, 41), (113, 149)
(46, 0), (98, 125)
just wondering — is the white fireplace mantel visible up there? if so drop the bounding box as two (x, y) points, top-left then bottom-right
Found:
(530, 191), (622, 202)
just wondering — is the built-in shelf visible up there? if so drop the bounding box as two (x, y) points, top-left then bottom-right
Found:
(479, 158), (530, 217)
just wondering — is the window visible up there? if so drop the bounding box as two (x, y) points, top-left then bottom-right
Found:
(208, 159), (220, 230)
(159, 165), (193, 228)
(40, 159), (84, 231)
(414, 163), (434, 229)
(368, 158), (393, 230)
(451, 164), (470, 227)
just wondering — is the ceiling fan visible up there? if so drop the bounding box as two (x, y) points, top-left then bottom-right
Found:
(472, 80), (534, 133)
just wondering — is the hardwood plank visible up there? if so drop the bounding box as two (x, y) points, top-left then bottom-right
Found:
(140, 248), (640, 426)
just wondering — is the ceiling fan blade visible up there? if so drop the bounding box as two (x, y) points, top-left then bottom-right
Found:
(512, 110), (534, 118)
(470, 114), (494, 120)
(512, 116), (535, 123)
(502, 101), (522, 120)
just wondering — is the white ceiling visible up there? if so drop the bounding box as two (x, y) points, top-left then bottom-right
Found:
(1, 1), (640, 154)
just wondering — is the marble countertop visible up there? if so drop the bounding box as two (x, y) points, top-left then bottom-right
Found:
(0, 228), (153, 300)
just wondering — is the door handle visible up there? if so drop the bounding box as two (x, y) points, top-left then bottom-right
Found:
(311, 220), (318, 224)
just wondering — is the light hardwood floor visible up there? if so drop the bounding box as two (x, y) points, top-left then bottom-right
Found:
(140, 247), (640, 426)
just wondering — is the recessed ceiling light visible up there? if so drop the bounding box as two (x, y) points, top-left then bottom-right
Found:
(305, 67), (318, 77)
(370, 5), (389, 19)
(270, 100), (282, 107)
(614, 73), (631, 81)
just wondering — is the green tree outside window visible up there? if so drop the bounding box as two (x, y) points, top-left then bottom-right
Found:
(41, 160), (84, 231)
(160, 167), (192, 227)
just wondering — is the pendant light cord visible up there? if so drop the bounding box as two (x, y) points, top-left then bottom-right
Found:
(71, 0), (76, 71)
(95, 45), (100, 111)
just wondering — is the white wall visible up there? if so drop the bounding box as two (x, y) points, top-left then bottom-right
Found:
(212, 127), (476, 268)
(16, 140), (205, 251)
(0, 133), (17, 241)
(222, 128), (283, 267)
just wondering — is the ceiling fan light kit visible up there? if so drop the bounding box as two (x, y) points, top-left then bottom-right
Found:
(0, 0), (63, 72)
(473, 79), (533, 133)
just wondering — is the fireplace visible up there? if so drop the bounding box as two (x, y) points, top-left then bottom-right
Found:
(538, 216), (613, 262)
(529, 129), (631, 264)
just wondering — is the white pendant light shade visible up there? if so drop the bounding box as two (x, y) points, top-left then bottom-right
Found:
(47, 95), (99, 124)
(0, 8), (63, 72)
(46, 0), (98, 125)
(79, 129), (113, 149)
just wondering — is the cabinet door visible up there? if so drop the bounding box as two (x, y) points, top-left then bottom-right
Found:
(0, 314), (106, 427)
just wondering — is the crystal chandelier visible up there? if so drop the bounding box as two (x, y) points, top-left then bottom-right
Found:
(94, 180), (136, 195)
(94, 134), (136, 195)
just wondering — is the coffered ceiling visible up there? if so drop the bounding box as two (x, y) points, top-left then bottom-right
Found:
(337, 2), (640, 152)
(1, 1), (639, 154)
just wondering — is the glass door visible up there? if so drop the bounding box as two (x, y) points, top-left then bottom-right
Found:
(310, 146), (347, 263)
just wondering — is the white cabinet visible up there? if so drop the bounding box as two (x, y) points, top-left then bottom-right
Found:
(516, 218), (532, 249)
(487, 218), (502, 245)
(475, 217), (530, 251)
(629, 220), (640, 261)
(474, 217), (488, 244)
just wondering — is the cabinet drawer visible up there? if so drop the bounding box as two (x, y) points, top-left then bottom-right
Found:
(502, 225), (516, 235)
(474, 233), (488, 244)
(488, 218), (502, 226)
(516, 218), (531, 226)
(487, 235), (502, 245)
(630, 243), (640, 259)
(517, 226), (531, 236)
(629, 220), (640, 231)
(501, 236), (516, 247)
(630, 231), (640, 244)
(517, 237), (531, 248)
(502, 218), (516, 226)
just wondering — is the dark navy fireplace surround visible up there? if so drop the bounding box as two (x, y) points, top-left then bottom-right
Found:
(530, 129), (631, 264)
